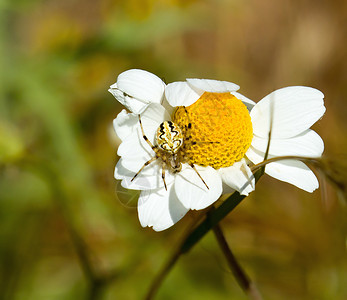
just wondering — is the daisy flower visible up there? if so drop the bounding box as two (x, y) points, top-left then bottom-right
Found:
(109, 69), (325, 231)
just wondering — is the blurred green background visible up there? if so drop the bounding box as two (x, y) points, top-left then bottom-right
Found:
(0, 0), (346, 299)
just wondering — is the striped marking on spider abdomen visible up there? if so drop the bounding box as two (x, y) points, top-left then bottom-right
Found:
(156, 121), (183, 153)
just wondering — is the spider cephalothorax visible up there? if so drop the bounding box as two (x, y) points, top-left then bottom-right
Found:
(131, 112), (209, 191)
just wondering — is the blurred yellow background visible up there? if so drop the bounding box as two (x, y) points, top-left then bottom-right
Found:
(0, 0), (346, 299)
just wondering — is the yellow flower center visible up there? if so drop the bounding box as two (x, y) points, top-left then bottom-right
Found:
(172, 92), (253, 169)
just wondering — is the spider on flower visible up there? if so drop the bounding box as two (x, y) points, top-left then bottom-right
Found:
(110, 69), (325, 231)
(131, 107), (210, 191)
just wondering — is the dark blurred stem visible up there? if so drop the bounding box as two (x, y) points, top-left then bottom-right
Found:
(65, 220), (104, 300)
(144, 188), (254, 300)
(26, 160), (118, 300)
(213, 224), (263, 300)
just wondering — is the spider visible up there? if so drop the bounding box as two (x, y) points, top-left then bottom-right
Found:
(131, 107), (209, 191)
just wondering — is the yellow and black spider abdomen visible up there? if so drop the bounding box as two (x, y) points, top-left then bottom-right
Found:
(156, 121), (183, 154)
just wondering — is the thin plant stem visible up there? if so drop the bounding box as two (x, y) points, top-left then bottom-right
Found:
(251, 155), (321, 173)
(145, 170), (264, 300)
(213, 223), (263, 300)
(22, 158), (121, 300)
(144, 212), (207, 300)
(144, 246), (181, 300)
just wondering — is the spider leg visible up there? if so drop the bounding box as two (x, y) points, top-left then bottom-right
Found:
(138, 115), (159, 153)
(131, 157), (157, 182)
(136, 115), (169, 190)
(182, 106), (193, 143)
(188, 162), (209, 190)
(180, 107), (219, 147)
(161, 162), (168, 191)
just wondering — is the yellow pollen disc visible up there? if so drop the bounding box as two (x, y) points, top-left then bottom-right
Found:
(172, 92), (253, 169)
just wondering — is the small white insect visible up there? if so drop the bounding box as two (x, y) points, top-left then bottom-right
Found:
(131, 108), (209, 191)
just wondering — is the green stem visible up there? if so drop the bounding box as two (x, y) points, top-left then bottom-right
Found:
(251, 155), (321, 173)
(213, 223), (263, 300)
(145, 169), (264, 299)
(144, 247), (181, 300)
(144, 212), (207, 300)
(144, 193), (248, 299)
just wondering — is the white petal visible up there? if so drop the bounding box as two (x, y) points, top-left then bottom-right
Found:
(138, 183), (189, 231)
(218, 159), (255, 196)
(121, 154), (175, 184)
(245, 147), (319, 193)
(117, 129), (152, 158)
(264, 159), (319, 192)
(222, 182), (236, 195)
(117, 69), (165, 103)
(109, 69), (166, 113)
(160, 97), (175, 116)
(117, 104), (169, 158)
(140, 104), (171, 145)
(114, 158), (159, 190)
(251, 129), (324, 158)
(118, 171), (164, 191)
(250, 86), (325, 138)
(116, 130), (175, 189)
(165, 82), (202, 107)
(187, 78), (240, 93)
(110, 82), (118, 89)
(230, 91), (256, 112)
(141, 103), (171, 125)
(246, 145), (269, 164)
(175, 165), (222, 210)
(113, 110), (138, 141)
(115, 158), (174, 190)
(108, 87), (149, 114)
(114, 103), (175, 191)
